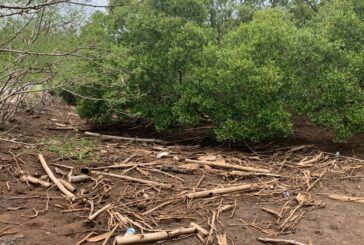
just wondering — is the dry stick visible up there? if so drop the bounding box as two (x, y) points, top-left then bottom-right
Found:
(114, 227), (197, 245)
(38, 154), (76, 201)
(186, 183), (262, 199)
(88, 203), (112, 221)
(59, 179), (77, 193)
(229, 171), (282, 178)
(91, 162), (160, 170)
(190, 222), (209, 236)
(297, 152), (323, 167)
(85, 131), (165, 144)
(195, 173), (205, 189)
(49, 162), (74, 170)
(91, 170), (172, 189)
(185, 159), (270, 173)
(326, 194), (364, 204)
(0, 138), (36, 146)
(20, 175), (51, 188)
(149, 168), (184, 182)
(142, 200), (175, 216)
(279, 204), (303, 230)
(306, 168), (328, 191)
(76, 232), (97, 245)
(257, 237), (308, 245)
(102, 225), (118, 245)
(261, 207), (282, 219)
(207, 211), (217, 244)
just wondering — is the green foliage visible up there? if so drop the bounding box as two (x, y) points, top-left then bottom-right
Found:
(175, 9), (296, 141)
(65, 0), (364, 142)
(288, 0), (364, 140)
(44, 136), (97, 162)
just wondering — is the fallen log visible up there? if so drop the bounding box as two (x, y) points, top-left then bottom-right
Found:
(85, 131), (165, 144)
(185, 183), (262, 199)
(114, 227), (197, 245)
(38, 154), (76, 201)
(185, 159), (270, 173)
(91, 170), (172, 189)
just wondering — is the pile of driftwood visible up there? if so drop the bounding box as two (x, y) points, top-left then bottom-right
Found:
(11, 132), (364, 245)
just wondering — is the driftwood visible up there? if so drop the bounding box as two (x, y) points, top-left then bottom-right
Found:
(257, 237), (308, 245)
(185, 159), (270, 173)
(38, 154), (76, 201)
(186, 183), (262, 199)
(20, 175), (51, 188)
(114, 227), (197, 245)
(85, 131), (165, 144)
(91, 170), (172, 189)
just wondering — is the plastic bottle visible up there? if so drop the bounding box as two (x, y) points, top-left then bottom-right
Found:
(124, 228), (136, 236)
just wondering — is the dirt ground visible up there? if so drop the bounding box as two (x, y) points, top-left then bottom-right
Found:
(0, 103), (363, 245)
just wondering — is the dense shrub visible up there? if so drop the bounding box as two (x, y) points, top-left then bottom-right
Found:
(70, 0), (364, 142)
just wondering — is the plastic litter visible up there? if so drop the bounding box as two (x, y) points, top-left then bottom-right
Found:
(124, 228), (136, 237)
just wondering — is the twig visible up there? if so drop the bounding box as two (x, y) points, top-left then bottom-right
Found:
(206, 211), (217, 244)
(185, 159), (270, 173)
(76, 231), (97, 245)
(142, 200), (175, 216)
(91, 170), (172, 189)
(261, 207), (282, 219)
(102, 225), (118, 245)
(85, 131), (165, 144)
(88, 204), (112, 221)
(0, 138), (35, 146)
